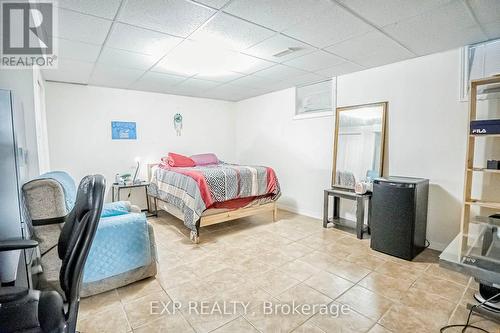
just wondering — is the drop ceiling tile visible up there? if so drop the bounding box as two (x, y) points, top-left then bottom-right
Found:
(382, 1), (487, 55)
(89, 65), (145, 88)
(56, 38), (101, 63)
(223, 0), (331, 32)
(315, 61), (365, 77)
(193, 0), (231, 9)
(287, 73), (329, 86)
(198, 89), (249, 102)
(42, 59), (94, 84)
(175, 77), (221, 91)
(98, 47), (162, 70)
(229, 74), (282, 89)
(54, 8), (112, 45)
(191, 13), (275, 51)
(130, 71), (188, 93)
(282, 2), (374, 48)
(336, 0), (453, 27)
(56, 0), (122, 19)
(481, 21), (500, 40)
(153, 52), (199, 77)
(106, 23), (183, 57)
(194, 89), (229, 100)
(325, 30), (414, 68)
(283, 51), (344, 72)
(118, 0), (215, 37)
(467, 0), (500, 22)
(261, 80), (298, 92)
(253, 64), (309, 81)
(193, 70), (244, 83)
(225, 53), (276, 74)
(243, 34), (315, 63)
(467, 0), (500, 39)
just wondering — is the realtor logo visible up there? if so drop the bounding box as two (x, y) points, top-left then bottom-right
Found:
(1, 1), (57, 68)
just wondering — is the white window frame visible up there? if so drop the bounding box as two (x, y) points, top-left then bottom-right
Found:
(460, 38), (500, 102)
(294, 77), (337, 120)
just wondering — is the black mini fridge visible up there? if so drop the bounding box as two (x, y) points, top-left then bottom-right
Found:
(370, 176), (429, 260)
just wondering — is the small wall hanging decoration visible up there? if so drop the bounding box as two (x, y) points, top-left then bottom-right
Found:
(174, 113), (183, 136)
(111, 121), (137, 140)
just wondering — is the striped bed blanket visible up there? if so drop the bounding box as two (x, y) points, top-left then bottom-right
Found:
(148, 163), (281, 231)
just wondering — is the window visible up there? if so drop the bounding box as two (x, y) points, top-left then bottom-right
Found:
(295, 78), (336, 119)
(461, 38), (500, 100)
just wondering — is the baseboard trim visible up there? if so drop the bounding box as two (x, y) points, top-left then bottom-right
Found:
(277, 204), (321, 220)
(278, 203), (446, 252)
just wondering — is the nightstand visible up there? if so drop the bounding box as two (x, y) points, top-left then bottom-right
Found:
(323, 187), (371, 239)
(111, 182), (158, 218)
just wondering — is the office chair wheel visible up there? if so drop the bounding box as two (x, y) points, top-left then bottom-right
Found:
(190, 230), (199, 244)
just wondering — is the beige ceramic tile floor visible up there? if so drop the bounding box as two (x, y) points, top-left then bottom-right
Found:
(77, 210), (500, 333)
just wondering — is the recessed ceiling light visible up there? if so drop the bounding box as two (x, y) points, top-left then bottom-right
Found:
(272, 47), (302, 58)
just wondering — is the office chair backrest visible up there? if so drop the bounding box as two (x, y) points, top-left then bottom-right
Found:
(57, 175), (105, 329)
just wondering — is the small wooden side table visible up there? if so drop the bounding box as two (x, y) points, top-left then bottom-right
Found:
(323, 187), (371, 239)
(112, 182), (158, 218)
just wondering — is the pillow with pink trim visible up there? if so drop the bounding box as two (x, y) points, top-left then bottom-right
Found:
(163, 152), (195, 167)
(190, 153), (219, 166)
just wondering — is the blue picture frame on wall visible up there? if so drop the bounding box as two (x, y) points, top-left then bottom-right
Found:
(111, 121), (137, 140)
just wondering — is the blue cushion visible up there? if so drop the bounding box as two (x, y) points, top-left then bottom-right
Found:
(83, 213), (151, 283)
(101, 201), (131, 217)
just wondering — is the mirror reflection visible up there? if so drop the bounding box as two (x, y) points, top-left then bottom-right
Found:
(333, 103), (387, 189)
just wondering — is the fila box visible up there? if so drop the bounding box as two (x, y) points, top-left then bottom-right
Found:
(470, 119), (500, 135)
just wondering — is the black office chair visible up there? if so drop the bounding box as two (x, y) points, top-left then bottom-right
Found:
(0, 175), (105, 333)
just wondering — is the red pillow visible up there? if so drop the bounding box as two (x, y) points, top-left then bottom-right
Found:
(164, 152), (195, 167)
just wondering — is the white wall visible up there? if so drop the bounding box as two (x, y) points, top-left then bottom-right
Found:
(45, 83), (235, 203)
(0, 68), (44, 179)
(235, 49), (468, 250)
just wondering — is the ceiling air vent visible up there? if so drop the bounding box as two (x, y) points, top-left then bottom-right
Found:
(272, 47), (302, 58)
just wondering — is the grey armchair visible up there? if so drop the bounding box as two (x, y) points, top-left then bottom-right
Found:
(22, 172), (158, 298)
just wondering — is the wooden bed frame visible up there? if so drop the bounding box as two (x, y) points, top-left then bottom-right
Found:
(147, 164), (278, 243)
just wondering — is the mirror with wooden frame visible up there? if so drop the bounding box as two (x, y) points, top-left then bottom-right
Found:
(332, 102), (387, 189)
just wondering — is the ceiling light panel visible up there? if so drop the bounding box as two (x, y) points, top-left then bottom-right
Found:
(223, 0), (331, 32)
(56, 0), (122, 20)
(118, 0), (216, 37)
(191, 13), (275, 51)
(283, 51), (344, 72)
(153, 40), (271, 79)
(282, 2), (374, 48)
(106, 23), (183, 57)
(54, 8), (111, 45)
(243, 34), (315, 62)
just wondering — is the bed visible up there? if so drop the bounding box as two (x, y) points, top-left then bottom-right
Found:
(147, 162), (281, 243)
